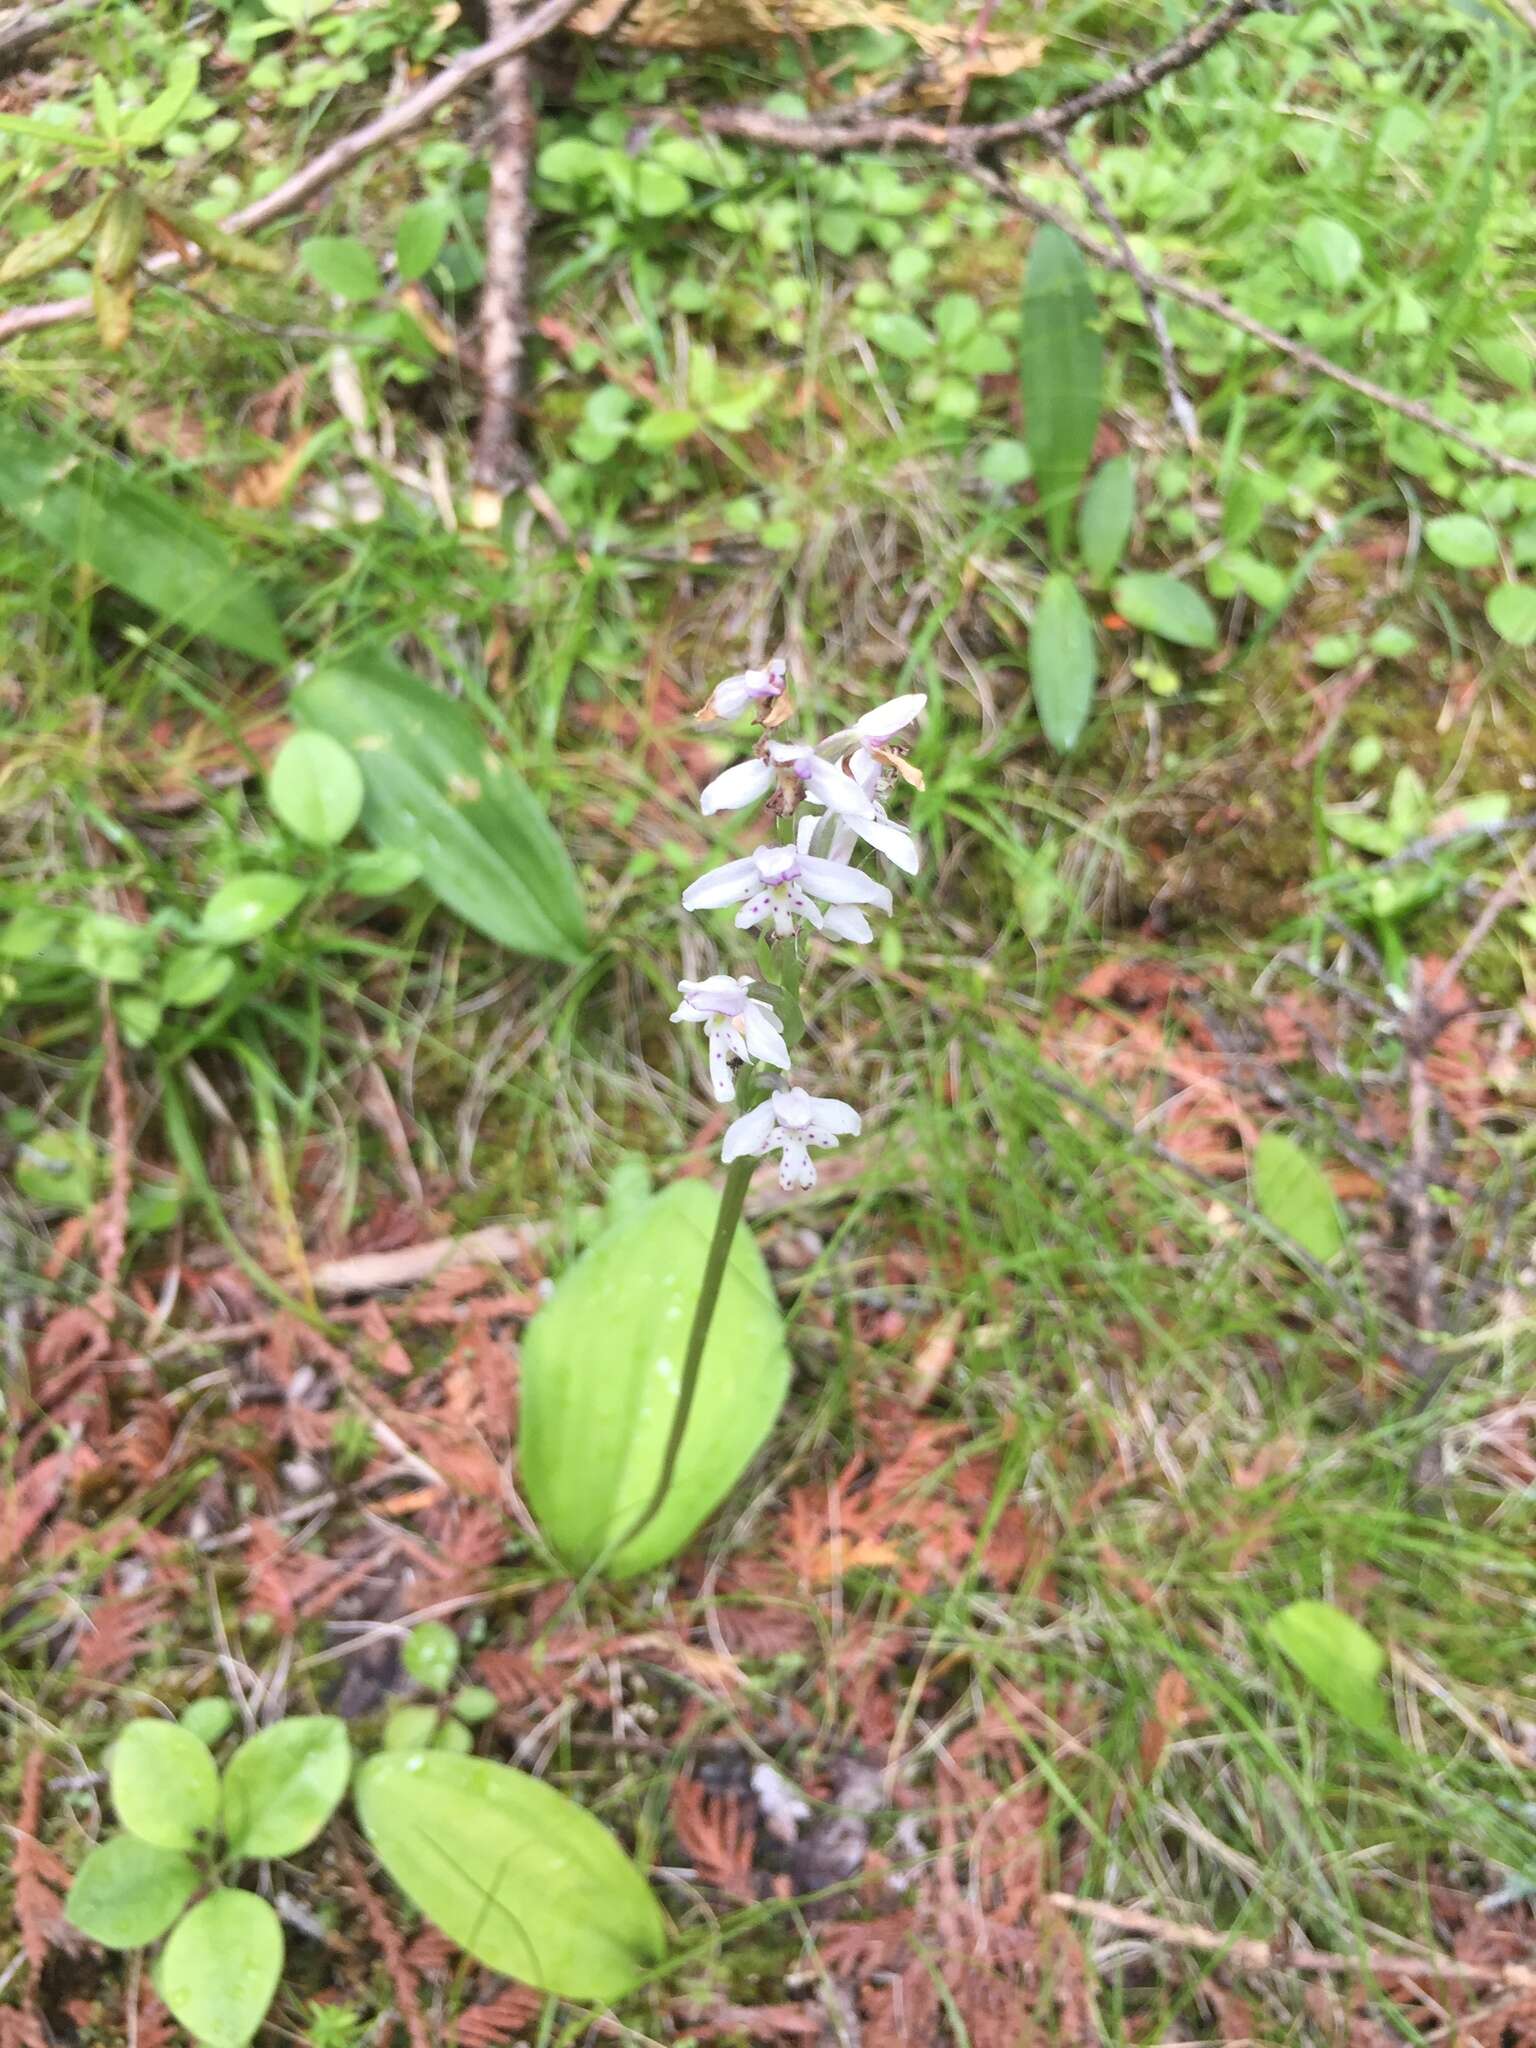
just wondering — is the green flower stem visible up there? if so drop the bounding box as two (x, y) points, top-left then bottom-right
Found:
(621, 1152), (758, 1555)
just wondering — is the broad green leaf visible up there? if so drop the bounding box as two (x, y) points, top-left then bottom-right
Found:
(1077, 456), (1134, 587)
(67, 1835), (199, 1949)
(402, 1621), (459, 1693)
(395, 198), (450, 282)
(160, 945), (234, 1008)
(157, 1890), (283, 2048)
(199, 873), (307, 945)
(536, 136), (605, 182)
(1294, 214), (1363, 291)
(1029, 572), (1096, 754)
(1252, 1131), (1346, 1264)
(1487, 582), (1536, 646)
(355, 1751), (666, 2001)
(1424, 514), (1499, 569)
(268, 730), (364, 847)
(0, 416), (285, 662)
(868, 311), (933, 363)
(1265, 1599), (1390, 1736)
(1021, 225), (1102, 553)
(633, 407), (700, 450)
(0, 194), (106, 285)
(221, 1716), (351, 1860)
(300, 234), (380, 302)
(519, 1180), (789, 1577)
(111, 1720), (219, 1850)
(0, 908), (63, 958)
(1112, 571), (1219, 650)
(292, 649), (588, 965)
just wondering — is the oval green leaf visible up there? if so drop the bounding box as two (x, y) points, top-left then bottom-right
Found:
(160, 945), (235, 1008)
(221, 1715), (351, 1860)
(299, 234), (380, 302)
(395, 198), (450, 283)
(1424, 514), (1499, 569)
(1487, 581), (1536, 647)
(519, 1179), (789, 1578)
(67, 1835), (200, 1949)
(402, 1620), (460, 1694)
(291, 649), (588, 965)
(111, 1720), (220, 1850)
(157, 1890), (284, 2048)
(354, 1750), (666, 2002)
(268, 730), (365, 847)
(1021, 224), (1102, 553)
(1112, 571), (1219, 650)
(1265, 1599), (1389, 1737)
(1252, 1130), (1345, 1264)
(1029, 572), (1096, 755)
(199, 873), (307, 945)
(1078, 456), (1135, 587)
(0, 416), (285, 663)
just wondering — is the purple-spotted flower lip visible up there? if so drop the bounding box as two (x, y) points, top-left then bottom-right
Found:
(721, 1084), (862, 1192)
(670, 974), (790, 1103)
(682, 842), (892, 940)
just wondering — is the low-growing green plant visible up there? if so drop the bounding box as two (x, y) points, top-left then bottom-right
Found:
(68, 1684), (668, 2029)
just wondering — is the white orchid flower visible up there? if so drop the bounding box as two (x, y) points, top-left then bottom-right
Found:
(702, 657), (786, 722)
(806, 748), (921, 876)
(722, 1085), (861, 1191)
(835, 691), (927, 748)
(698, 742), (878, 820)
(682, 840), (892, 940)
(670, 974), (791, 1103)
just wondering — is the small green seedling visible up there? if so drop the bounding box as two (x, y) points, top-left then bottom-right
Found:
(67, 1716), (351, 2048)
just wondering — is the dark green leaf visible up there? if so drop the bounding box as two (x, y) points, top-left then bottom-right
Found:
(67, 1835), (200, 1949)
(1029, 572), (1096, 754)
(221, 1717), (351, 1860)
(300, 235), (380, 303)
(156, 1890), (283, 2048)
(1111, 572), (1219, 650)
(394, 198), (450, 282)
(519, 1180), (789, 1577)
(0, 416), (286, 661)
(1077, 457), (1135, 587)
(1020, 225), (1102, 553)
(292, 649), (589, 965)
(355, 1751), (666, 2002)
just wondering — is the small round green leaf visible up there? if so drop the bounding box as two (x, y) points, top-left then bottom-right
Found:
(340, 848), (423, 896)
(1252, 1130), (1346, 1265)
(402, 1621), (459, 1693)
(452, 1685), (499, 1726)
(1112, 572), (1219, 650)
(199, 874), (307, 945)
(160, 945), (235, 1009)
(1424, 514), (1499, 569)
(111, 1720), (220, 1850)
(180, 1698), (236, 1746)
(1486, 582), (1536, 647)
(156, 1889), (283, 2048)
(383, 1705), (442, 1752)
(268, 731), (365, 847)
(1265, 1599), (1389, 1737)
(67, 1835), (200, 1949)
(299, 235), (380, 303)
(221, 1716), (351, 1860)
(395, 198), (450, 283)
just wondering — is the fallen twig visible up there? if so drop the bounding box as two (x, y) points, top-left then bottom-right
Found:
(306, 1224), (550, 1298)
(0, 0), (89, 72)
(0, 0), (589, 343)
(469, 0), (537, 525)
(1047, 1891), (1536, 1990)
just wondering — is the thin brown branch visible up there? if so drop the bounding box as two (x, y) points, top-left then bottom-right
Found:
(1048, 1891), (1536, 1990)
(469, 3), (537, 524)
(697, 0), (1276, 155)
(956, 162), (1536, 482)
(0, 0), (90, 73)
(1044, 137), (1200, 449)
(0, 0), (588, 344)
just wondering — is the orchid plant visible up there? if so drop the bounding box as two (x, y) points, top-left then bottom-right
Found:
(621, 660), (925, 1550)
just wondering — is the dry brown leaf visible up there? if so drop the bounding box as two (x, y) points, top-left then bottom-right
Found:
(671, 1777), (757, 1901)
